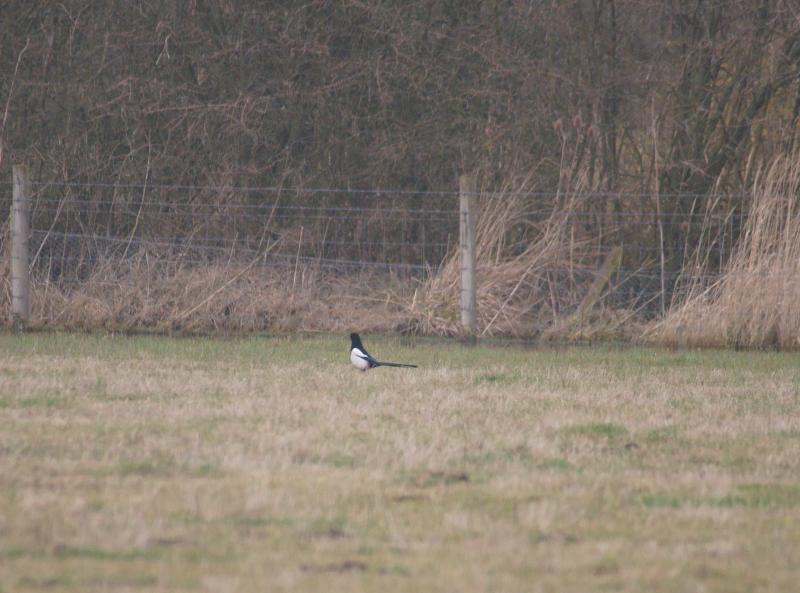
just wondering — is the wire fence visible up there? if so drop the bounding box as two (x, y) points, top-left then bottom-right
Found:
(1, 178), (745, 326)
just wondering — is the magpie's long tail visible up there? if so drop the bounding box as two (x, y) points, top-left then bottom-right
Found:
(377, 361), (418, 369)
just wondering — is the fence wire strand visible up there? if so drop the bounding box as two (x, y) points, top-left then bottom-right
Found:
(2, 179), (742, 321)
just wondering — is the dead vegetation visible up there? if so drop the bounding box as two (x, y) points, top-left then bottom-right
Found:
(3, 3), (800, 346)
(16, 258), (410, 335)
(3, 155), (798, 347)
(399, 180), (593, 337)
(651, 152), (800, 349)
(2, 140), (799, 346)
(1, 169), (645, 340)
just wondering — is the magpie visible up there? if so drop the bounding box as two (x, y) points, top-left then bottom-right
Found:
(350, 333), (418, 371)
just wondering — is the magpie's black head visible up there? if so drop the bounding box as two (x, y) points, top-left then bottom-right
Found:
(350, 333), (364, 350)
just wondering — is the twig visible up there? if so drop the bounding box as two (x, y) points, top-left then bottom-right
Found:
(175, 238), (281, 323)
(122, 140), (152, 259)
(290, 225), (304, 303)
(0, 36), (30, 169)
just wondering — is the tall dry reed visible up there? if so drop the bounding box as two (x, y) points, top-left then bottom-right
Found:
(398, 178), (595, 336)
(650, 151), (800, 348)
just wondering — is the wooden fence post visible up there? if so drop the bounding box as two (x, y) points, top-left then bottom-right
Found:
(459, 174), (477, 337)
(11, 165), (31, 331)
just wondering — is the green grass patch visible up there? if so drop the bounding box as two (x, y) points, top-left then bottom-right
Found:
(53, 545), (161, 562)
(641, 494), (683, 508)
(641, 484), (800, 510)
(645, 426), (680, 443)
(738, 483), (800, 507)
(537, 458), (576, 472)
(308, 517), (349, 539)
(320, 452), (359, 468)
(17, 395), (65, 409)
(565, 422), (628, 439)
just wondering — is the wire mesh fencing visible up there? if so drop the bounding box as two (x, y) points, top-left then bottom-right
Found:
(1, 179), (744, 334)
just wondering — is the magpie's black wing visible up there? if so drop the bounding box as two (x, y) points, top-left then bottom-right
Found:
(364, 354), (381, 369)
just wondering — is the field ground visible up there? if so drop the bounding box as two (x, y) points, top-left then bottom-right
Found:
(1, 333), (799, 592)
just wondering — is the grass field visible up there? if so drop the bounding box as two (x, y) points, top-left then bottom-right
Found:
(1, 333), (799, 592)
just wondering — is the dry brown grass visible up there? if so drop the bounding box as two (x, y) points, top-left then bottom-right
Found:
(650, 152), (800, 349)
(399, 178), (597, 337)
(11, 153), (800, 346)
(1, 333), (799, 592)
(0, 177), (622, 339)
(4, 255), (414, 335)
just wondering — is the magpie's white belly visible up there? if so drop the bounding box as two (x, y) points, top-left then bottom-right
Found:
(350, 348), (370, 371)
